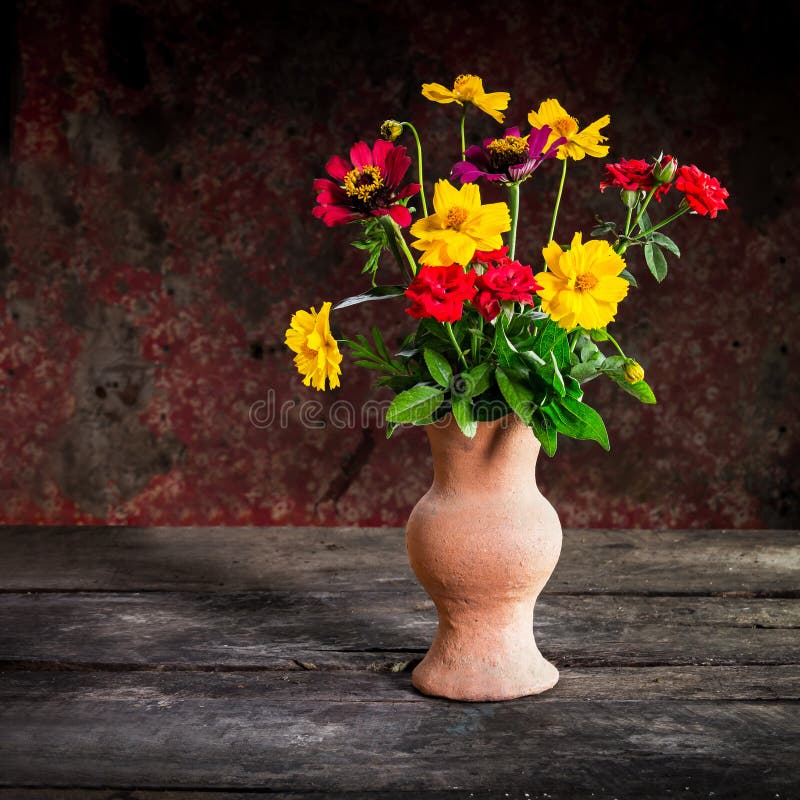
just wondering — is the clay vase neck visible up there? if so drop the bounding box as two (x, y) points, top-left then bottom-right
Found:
(405, 413), (562, 701)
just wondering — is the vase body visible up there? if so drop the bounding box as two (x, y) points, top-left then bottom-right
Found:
(405, 413), (562, 701)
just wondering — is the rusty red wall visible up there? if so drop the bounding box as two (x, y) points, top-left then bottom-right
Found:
(1, 0), (797, 528)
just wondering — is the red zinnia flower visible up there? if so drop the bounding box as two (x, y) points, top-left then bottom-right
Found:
(405, 264), (477, 323)
(313, 140), (420, 228)
(675, 164), (729, 218)
(472, 257), (542, 322)
(600, 157), (671, 202)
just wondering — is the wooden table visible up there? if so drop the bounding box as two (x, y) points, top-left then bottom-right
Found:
(0, 526), (798, 799)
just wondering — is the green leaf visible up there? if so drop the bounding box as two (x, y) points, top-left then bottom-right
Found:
(451, 396), (478, 438)
(591, 220), (617, 237)
(644, 242), (668, 282)
(371, 326), (390, 362)
(386, 385), (445, 424)
(617, 377), (657, 404)
(495, 367), (537, 424)
(457, 363), (492, 398)
(530, 412), (558, 457)
(570, 361), (601, 383)
(561, 395), (610, 449)
(541, 350), (566, 397)
(423, 348), (453, 389)
(650, 232), (680, 257)
(533, 318), (567, 360)
(638, 208), (652, 232)
(493, 317), (518, 368)
(620, 268), (639, 287)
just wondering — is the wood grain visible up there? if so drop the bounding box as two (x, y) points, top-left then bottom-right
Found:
(0, 674), (797, 794)
(1, 591), (798, 669)
(1, 526), (797, 595)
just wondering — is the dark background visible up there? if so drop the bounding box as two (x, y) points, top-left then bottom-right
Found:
(1, 0), (798, 528)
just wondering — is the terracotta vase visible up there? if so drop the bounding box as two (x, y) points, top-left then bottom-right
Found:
(405, 412), (562, 701)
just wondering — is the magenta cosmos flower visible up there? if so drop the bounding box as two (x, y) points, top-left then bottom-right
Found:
(313, 139), (420, 227)
(450, 126), (565, 184)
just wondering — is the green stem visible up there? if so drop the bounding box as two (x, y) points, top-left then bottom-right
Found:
(632, 186), (657, 232)
(459, 107), (466, 161)
(393, 223), (418, 277)
(402, 121), (428, 217)
(605, 330), (626, 358)
(636, 206), (690, 239)
(445, 321), (469, 370)
(507, 182), (521, 260)
(623, 206), (633, 237)
(471, 313), (483, 363)
(547, 158), (568, 243)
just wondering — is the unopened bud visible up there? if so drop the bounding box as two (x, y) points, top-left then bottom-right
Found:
(620, 189), (640, 209)
(623, 358), (645, 384)
(653, 154), (678, 184)
(380, 120), (403, 142)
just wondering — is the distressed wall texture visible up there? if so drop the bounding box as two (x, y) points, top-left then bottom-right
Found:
(1, 0), (798, 528)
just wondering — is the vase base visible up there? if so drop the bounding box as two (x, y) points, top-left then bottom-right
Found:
(411, 655), (559, 702)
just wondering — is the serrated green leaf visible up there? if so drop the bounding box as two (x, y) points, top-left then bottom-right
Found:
(451, 396), (477, 438)
(644, 242), (668, 282)
(638, 208), (652, 232)
(650, 232), (680, 257)
(423, 348), (453, 389)
(386, 385), (445, 424)
(495, 367), (537, 424)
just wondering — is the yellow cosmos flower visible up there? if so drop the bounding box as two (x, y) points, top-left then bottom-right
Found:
(527, 99), (610, 161)
(284, 301), (342, 391)
(422, 74), (510, 124)
(410, 179), (510, 266)
(535, 233), (629, 330)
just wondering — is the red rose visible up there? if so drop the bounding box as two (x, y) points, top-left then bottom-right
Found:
(675, 164), (729, 218)
(472, 259), (542, 322)
(405, 264), (477, 323)
(600, 157), (671, 202)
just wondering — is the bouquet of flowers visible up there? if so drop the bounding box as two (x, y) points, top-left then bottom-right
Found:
(285, 74), (729, 455)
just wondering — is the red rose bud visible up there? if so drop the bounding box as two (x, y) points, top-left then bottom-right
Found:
(653, 154), (678, 184)
(405, 264), (477, 323)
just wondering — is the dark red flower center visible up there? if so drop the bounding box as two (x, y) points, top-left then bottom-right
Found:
(343, 166), (384, 202)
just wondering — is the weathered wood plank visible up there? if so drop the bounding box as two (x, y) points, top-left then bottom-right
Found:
(1, 666), (798, 704)
(1, 526), (797, 596)
(0, 680), (796, 795)
(1, 592), (798, 668)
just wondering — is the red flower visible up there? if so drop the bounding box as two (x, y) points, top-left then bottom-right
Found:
(600, 157), (671, 201)
(472, 258), (542, 322)
(313, 140), (420, 227)
(675, 164), (729, 218)
(405, 265), (477, 323)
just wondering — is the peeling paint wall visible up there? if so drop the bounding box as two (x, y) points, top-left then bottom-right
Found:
(1, 0), (798, 528)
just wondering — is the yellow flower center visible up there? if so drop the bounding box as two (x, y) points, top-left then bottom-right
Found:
(453, 73), (476, 98)
(486, 136), (529, 170)
(343, 165), (384, 202)
(445, 206), (469, 229)
(553, 115), (579, 138)
(575, 273), (599, 291)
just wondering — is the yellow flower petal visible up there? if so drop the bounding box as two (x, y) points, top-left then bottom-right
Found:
(284, 301), (342, 391)
(421, 82), (458, 104)
(527, 100), (610, 161)
(536, 234), (629, 330)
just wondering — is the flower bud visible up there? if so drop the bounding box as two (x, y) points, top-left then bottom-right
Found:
(653, 154), (678, 184)
(623, 358), (645, 384)
(620, 189), (640, 209)
(380, 120), (403, 142)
